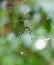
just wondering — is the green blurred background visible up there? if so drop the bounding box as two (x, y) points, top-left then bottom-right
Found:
(0, 0), (54, 65)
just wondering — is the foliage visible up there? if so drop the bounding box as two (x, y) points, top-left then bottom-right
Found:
(0, 0), (54, 65)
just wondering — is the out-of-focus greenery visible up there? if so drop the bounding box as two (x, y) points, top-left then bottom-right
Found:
(0, 0), (54, 65)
